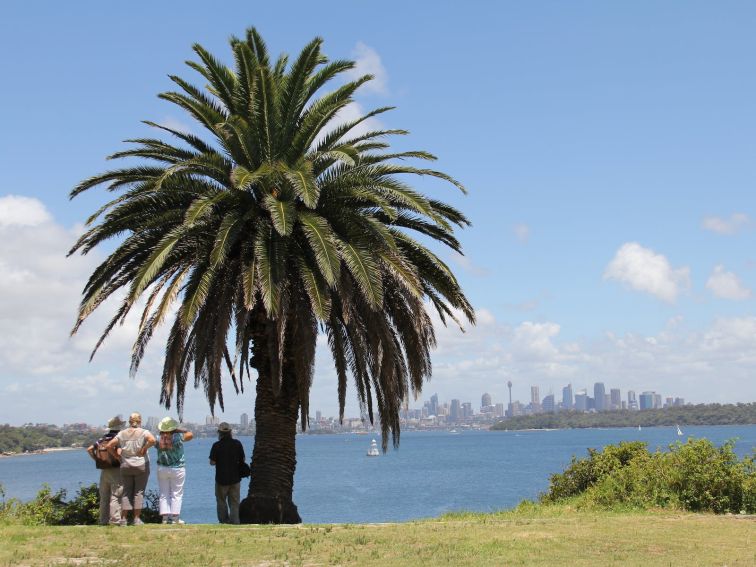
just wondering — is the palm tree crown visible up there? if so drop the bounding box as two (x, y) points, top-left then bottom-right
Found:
(70, 28), (474, 449)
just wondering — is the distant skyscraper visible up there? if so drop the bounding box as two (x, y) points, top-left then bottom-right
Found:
(462, 402), (472, 418)
(314, 411), (321, 423)
(653, 393), (662, 409)
(627, 390), (637, 410)
(531, 386), (540, 405)
(450, 399), (461, 421)
(542, 394), (555, 413)
(240, 413), (249, 428)
(430, 393), (439, 417)
(639, 391), (655, 410)
(610, 389), (621, 410)
(507, 381), (513, 416)
(495, 403), (505, 417)
(481, 392), (492, 408)
(674, 397), (685, 407)
(562, 384), (573, 410)
(594, 382), (606, 411)
(574, 389), (588, 411)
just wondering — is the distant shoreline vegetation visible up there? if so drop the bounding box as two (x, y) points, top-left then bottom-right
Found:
(0, 425), (98, 455)
(490, 403), (756, 431)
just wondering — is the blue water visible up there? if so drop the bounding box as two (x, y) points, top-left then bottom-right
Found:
(1, 425), (753, 524)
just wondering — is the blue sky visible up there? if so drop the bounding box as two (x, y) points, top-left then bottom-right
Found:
(0, 2), (754, 425)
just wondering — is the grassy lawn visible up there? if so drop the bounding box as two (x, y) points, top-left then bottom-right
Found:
(1, 507), (754, 566)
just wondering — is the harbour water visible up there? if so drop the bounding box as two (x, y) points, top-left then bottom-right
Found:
(1, 425), (753, 524)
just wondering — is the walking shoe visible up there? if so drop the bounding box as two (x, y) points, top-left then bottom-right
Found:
(161, 516), (171, 524)
(173, 517), (185, 524)
(133, 518), (144, 526)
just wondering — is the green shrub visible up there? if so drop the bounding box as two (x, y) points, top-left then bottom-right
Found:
(0, 482), (161, 525)
(542, 438), (755, 514)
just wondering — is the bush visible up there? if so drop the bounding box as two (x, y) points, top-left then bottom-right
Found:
(542, 438), (755, 514)
(0, 482), (161, 525)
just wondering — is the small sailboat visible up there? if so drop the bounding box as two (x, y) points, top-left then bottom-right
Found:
(676, 424), (683, 436)
(638, 425), (641, 431)
(367, 438), (380, 457)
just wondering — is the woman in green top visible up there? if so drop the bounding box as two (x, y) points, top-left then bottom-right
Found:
(155, 417), (193, 524)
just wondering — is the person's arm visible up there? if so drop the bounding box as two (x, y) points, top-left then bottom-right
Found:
(182, 431), (194, 442)
(86, 444), (96, 461)
(209, 444), (216, 466)
(139, 431), (156, 456)
(105, 436), (120, 451)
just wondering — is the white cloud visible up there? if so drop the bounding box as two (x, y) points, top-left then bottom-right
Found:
(701, 213), (750, 235)
(512, 223), (530, 243)
(0, 195), (52, 228)
(604, 242), (690, 303)
(347, 42), (388, 95)
(706, 265), (752, 301)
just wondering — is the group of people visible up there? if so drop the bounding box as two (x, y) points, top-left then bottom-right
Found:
(88, 413), (246, 526)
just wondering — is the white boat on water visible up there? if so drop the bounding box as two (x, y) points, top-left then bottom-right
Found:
(638, 425), (641, 431)
(367, 439), (380, 457)
(676, 424), (683, 436)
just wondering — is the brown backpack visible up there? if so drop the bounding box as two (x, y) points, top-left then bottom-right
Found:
(94, 437), (120, 469)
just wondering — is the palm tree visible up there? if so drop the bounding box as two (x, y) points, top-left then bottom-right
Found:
(70, 28), (474, 523)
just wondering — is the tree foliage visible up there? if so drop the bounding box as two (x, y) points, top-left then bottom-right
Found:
(69, 27), (474, 450)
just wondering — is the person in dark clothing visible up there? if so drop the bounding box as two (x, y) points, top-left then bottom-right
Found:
(86, 415), (125, 526)
(209, 422), (246, 524)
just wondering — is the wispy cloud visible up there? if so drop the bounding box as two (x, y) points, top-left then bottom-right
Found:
(347, 42), (388, 95)
(512, 223), (530, 243)
(701, 213), (750, 235)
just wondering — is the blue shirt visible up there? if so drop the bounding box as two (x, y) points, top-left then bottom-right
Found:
(156, 432), (185, 468)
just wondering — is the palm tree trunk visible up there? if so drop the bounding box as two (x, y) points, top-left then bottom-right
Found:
(239, 316), (302, 524)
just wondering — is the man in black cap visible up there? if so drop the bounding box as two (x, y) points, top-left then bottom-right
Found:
(209, 422), (246, 524)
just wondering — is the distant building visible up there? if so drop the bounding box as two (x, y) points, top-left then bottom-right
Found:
(627, 390), (638, 410)
(462, 402), (473, 418)
(594, 383), (606, 411)
(653, 393), (662, 409)
(674, 397), (685, 407)
(450, 399), (461, 422)
(574, 390), (588, 411)
(639, 391), (655, 410)
(430, 393), (439, 417)
(481, 393), (492, 408)
(240, 413), (249, 428)
(562, 384), (573, 410)
(530, 386), (541, 413)
(542, 394), (555, 413)
(205, 415), (220, 426)
(610, 389), (621, 410)
(494, 403), (505, 417)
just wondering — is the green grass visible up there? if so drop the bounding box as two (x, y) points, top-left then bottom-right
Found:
(2, 507), (754, 566)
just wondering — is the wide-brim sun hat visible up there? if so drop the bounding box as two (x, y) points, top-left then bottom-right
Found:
(158, 417), (179, 432)
(217, 422), (232, 433)
(107, 415), (126, 430)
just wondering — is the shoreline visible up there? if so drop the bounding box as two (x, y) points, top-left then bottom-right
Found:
(0, 447), (85, 459)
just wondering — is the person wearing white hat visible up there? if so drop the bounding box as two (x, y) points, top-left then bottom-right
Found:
(86, 415), (125, 526)
(155, 416), (194, 524)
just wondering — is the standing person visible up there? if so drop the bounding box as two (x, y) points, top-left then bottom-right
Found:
(155, 417), (193, 524)
(107, 412), (155, 526)
(209, 422), (246, 524)
(87, 415), (125, 526)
